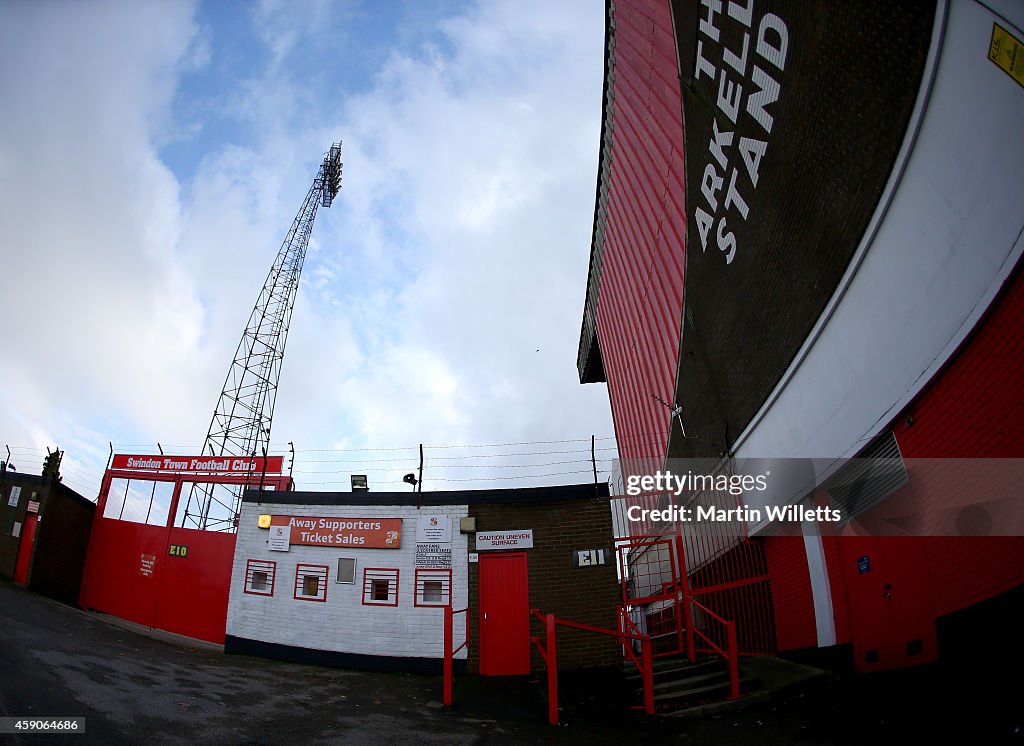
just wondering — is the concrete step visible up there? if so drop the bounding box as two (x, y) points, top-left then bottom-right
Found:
(625, 653), (764, 709)
(624, 656), (721, 680)
(653, 674), (759, 704)
(651, 667), (729, 692)
(646, 656), (830, 717)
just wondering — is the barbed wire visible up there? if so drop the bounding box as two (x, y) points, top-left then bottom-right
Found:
(2, 428), (666, 496)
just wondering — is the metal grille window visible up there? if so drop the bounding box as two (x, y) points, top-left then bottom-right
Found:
(244, 559), (276, 596)
(414, 568), (452, 607)
(362, 568), (399, 607)
(294, 564), (328, 602)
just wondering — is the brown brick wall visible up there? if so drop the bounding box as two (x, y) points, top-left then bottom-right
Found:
(31, 483), (95, 604)
(467, 496), (620, 672)
(0, 475), (42, 580)
(0, 473), (94, 602)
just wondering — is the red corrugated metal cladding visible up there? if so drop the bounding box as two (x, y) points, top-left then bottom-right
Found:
(595, 0), (687, 469)
(763, 537), (816, 651)
(883, 267), (1024, 618)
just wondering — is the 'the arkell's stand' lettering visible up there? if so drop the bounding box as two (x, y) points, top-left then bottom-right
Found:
(693, 0), (790, 264)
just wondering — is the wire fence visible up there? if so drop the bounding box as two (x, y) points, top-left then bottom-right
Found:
(2, 429), (676, 500)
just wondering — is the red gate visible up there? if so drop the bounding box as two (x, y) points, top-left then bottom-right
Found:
(616, 535), (685, 657)
(79, 455), (290, 644)
(675, 480), (776, 656)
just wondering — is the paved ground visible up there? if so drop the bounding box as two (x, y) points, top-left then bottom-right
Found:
(1, 579), (1021, 744)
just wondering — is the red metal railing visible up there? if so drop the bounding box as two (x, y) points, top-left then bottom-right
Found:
(615, 534), (686, 657)
(616, 492), (777, 657)
(684, 596), (741, 700)
(442, 605), (470, 706)
(674, 501), (776, 656)
(617, 605), (662, 698)
(623, 574), (740, 700)
(530, 608), (654, 726)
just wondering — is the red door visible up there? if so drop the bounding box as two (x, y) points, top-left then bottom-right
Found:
(479, 553), (530, 675)
(14, 513), (38, 586)
(840, 537), (937, 672)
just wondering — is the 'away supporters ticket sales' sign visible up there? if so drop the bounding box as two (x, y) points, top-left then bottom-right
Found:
(269, 515), (402, 548)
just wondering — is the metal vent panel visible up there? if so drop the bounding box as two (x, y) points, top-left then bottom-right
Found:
(825, 431), (908, 521)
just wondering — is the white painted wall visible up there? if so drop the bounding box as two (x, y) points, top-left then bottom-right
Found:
(226, 501), (469, 661)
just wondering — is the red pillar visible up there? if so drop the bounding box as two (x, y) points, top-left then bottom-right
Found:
(443, 605), (453, 706)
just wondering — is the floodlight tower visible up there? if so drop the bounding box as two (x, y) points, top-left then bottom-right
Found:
(182, 143), (343, 531)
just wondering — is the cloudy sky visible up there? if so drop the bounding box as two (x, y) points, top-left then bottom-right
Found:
(0, 0), (618, 499)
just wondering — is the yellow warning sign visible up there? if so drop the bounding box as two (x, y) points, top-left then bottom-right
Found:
(989, 23), (1024, 88)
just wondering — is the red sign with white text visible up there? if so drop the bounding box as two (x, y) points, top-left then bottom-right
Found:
(270, 515), (403, 549)
(110, 454), (284, 474)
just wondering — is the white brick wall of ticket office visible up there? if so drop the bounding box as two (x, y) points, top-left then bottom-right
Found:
(226, 501), (470, 660)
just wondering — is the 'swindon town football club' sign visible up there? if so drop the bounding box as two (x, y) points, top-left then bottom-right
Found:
(269, 515), (402, 548)
(111, 454), (284, 474)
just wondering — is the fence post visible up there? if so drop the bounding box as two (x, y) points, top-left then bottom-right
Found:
(677, 534), (695, 663)
(616, 605), (627, 659)
(546, 613), (558, 726)
(727, 621), (740, 700)
(444, 605), (453, 706)
(642, 636), (655, 715)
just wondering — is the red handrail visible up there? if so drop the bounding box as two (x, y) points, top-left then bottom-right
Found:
(530, 610), (560, 725)
(617, 605), (656, 710)
(685, 596), (740, 700)
(531, 608), (654, 726)
(618, 603), (645, 661)
(443, 605), (470, 707)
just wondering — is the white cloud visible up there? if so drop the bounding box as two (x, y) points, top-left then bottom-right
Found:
(0, 0), (616, 498)
(0, 1), (208, 461)
(272, 0), (615, 489)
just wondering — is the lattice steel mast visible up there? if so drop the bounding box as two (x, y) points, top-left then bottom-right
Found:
(182, 143), (343, 531)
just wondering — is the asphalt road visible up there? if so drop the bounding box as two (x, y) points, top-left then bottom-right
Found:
(1, 579), (1022, 745)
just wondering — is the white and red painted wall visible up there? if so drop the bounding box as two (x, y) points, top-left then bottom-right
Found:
(225, 496), (469, 673)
